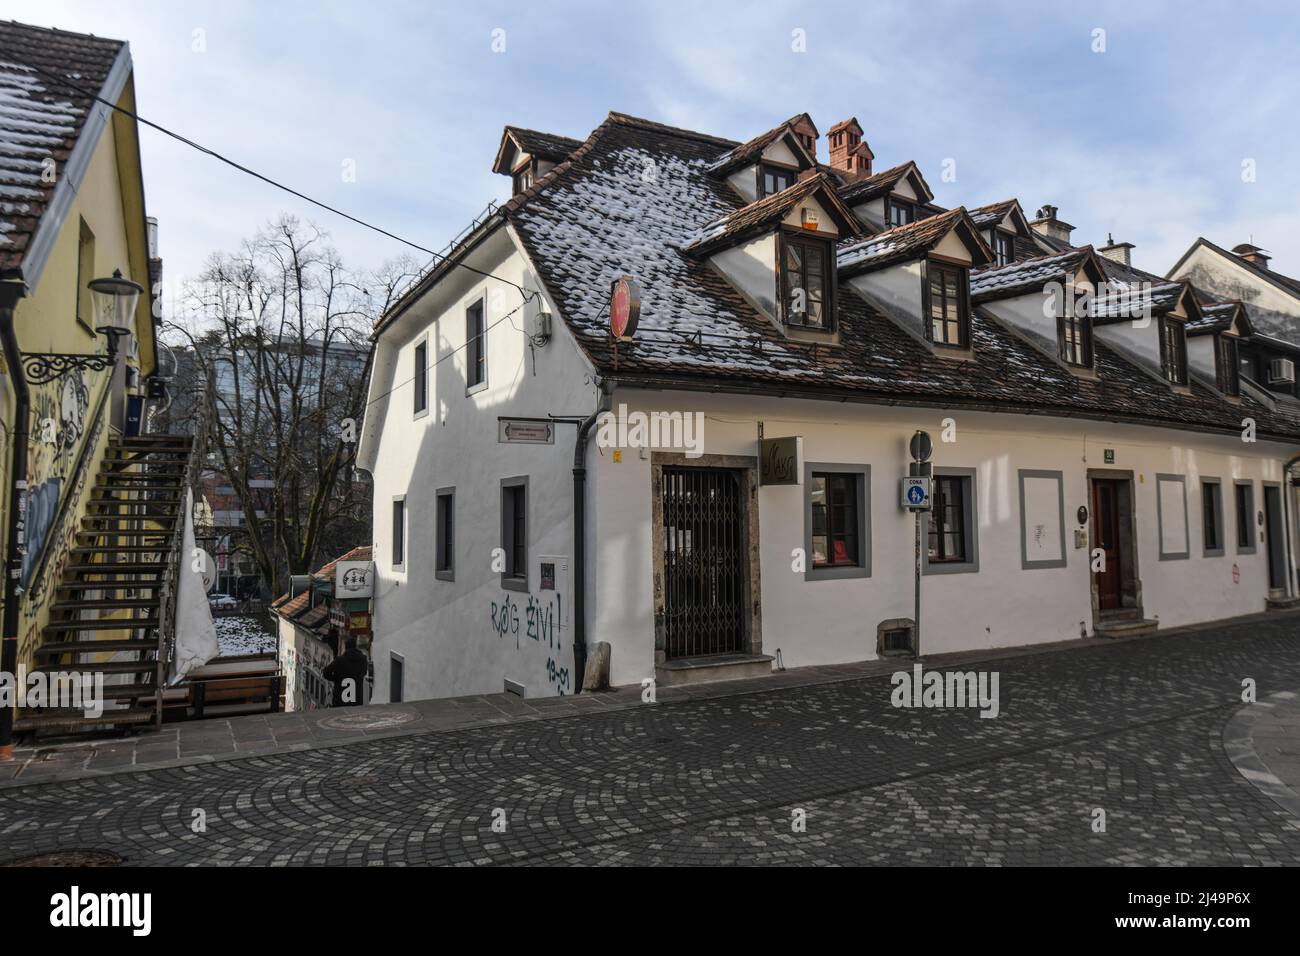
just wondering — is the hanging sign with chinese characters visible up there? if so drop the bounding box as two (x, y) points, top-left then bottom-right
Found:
(335, 561), (375, 599)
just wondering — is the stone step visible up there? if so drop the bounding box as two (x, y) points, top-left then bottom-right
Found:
(1094, 618), (1159, 639)
(13, 708), (156, 732)
(655, 653), (775, 687)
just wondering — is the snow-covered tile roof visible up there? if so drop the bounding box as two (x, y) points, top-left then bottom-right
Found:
(390, 111), (1300, 442)
(970, 249), (1090, 302)
(0, 20), (123, 271)
(837, 207), (969, 274)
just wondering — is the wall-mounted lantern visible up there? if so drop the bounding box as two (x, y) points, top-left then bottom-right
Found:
(22, 269), (142, 384)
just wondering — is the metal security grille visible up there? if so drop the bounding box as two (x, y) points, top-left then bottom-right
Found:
(661, 467), (746, 659)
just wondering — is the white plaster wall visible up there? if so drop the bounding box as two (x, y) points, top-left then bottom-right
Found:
(1174, 246), (1300, 322)
(587, 389), (1297, 689)
(1095, 317), (1163, 378)
(727, 167), (758, 203)
(364, 231), (598, 702)
(983, 292), (1058, 354)
(713, 233), (777, 320)
(853, 198), (885, 232)
(1188, 335), (1217, 383)
(763, 138), (800, 167)
(848, 263), (925, 343)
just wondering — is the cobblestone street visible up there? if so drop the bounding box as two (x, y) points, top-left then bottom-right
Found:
(3, 616), (1300, 866)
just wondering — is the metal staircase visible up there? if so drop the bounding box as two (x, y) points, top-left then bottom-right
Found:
(17, 433), (196, 736)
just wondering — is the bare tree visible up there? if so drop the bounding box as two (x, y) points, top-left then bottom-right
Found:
(166, 215), (418, 596)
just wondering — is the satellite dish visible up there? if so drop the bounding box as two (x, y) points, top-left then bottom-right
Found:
(196, 549), (216, 592)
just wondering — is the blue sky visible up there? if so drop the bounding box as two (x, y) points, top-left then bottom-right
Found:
(11, 0), (1299, 284)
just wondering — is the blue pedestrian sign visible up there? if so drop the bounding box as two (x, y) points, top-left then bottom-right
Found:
(901, 476), (931, 511)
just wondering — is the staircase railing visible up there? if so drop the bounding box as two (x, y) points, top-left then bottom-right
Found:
(153, 387), (210, 726)
(22, 372), (111, 612)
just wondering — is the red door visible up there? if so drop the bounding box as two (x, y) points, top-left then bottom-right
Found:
(1091, 479), (1123, 610)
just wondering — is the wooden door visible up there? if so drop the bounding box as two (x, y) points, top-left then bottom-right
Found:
(1091, 479), (1123, 610)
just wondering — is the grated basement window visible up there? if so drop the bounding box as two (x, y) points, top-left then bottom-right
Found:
(881, 627), (914, 656)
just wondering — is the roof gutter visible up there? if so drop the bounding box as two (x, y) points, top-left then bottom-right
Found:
(0, 276), (29, 758)
(600, 369), (1300, 445)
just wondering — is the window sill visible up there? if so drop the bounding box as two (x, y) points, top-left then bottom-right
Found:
(784, 325), (840, 346)
(1063, 363), (1099, 381)
(501, 575), (528, 593)
(467, 380), (488, 397)
(435, 569), (454, 582)
(805, 563), (870, 581)
(922, 559), (978, 576)
(930, 344), (976, 361)
(1203, 548), (1225, 558)
(413, 406), (429, 421)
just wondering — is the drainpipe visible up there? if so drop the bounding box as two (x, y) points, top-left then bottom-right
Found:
(0, 277), (29, 759)
(571, 379), (611, 694)
(1283, 451), (1300, 598)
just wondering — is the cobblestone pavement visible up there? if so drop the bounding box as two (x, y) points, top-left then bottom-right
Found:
(2, 617), (1300, 866)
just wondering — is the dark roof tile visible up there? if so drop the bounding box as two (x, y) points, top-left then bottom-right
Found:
(0, 20), (124, 272)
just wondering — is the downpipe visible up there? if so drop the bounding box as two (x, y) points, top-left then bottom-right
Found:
(571, 379), (611, 694)
(1283, 451), (1300, 599)
(0, 278), (29, 758)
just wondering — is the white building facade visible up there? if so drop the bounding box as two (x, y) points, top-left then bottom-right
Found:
(359, 113), (1300, 703)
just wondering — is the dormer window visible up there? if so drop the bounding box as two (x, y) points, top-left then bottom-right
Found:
(1217, 336), (1240, 395)
(512, 162), (534, 196)
(1160, 317), (1188, 386)
(993, 232), (1014, 267)
(888, 198), (915, 228)
(781, 232), (834, 331)
(925, 261), (970, 348)
(1058, 308), (1093, 367)
(760, 165), (796, 198)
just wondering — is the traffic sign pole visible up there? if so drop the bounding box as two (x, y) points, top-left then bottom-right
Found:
(908, 430), (932, 660)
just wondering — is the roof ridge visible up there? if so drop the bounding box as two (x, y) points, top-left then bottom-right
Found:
(0, 19), (126, 47)
(605, 111), (740, 148)
(503, 124), (582, 145)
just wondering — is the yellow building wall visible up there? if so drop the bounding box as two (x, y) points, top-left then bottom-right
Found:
(0, 76), (158, 676)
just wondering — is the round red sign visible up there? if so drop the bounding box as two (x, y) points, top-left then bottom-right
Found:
(610, 276), (641, 339)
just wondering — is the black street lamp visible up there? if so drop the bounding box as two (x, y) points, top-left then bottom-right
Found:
(21, 268), (142, 385)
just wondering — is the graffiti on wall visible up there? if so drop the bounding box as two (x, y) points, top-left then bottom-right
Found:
(489, 588), (571, 694)
(15, 370), (103, 670)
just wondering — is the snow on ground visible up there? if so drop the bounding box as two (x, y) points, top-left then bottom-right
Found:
(214, 615), (276, 657)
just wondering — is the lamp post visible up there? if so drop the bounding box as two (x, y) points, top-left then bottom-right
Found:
(0, 269), (141, 758)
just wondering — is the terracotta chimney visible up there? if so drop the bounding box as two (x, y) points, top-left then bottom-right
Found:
(788, 114), (819, 162)
(1099, 233), (1134, 267)
(1232, 243), (1271, 270)
(827, 117), (873, 181)
(1030, 204), (1075, 245)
